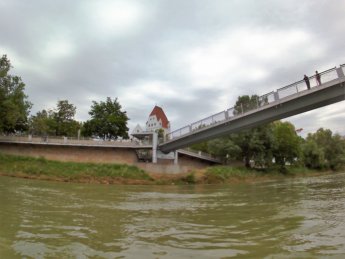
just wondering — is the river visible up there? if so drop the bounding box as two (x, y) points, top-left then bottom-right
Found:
(0, 173), (345, 258)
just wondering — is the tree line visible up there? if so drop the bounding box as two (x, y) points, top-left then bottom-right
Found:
(0, 55), (129, 140)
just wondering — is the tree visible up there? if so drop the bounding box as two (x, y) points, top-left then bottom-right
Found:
(305, 128), (345, 170)
(0, 55), (11, 77)
(208, 137), (241, 163)
(271, 121), (301, 171)
(228, 124), (274, 168)
(190, 141), (209, 153)
(233, 95), (259, 115)
(155, 128), (165, 141)
(0, 55), (32, 133)
(83, 97), (129, 140)
(53, 100), (79, 136)
(29, 100), (81, 137)
(302, 139), (326, 169)
(247, 124), (274, 168)
(29, 109), (56, 136)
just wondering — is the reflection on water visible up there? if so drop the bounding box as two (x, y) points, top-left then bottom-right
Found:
(0, 173), (345, 258)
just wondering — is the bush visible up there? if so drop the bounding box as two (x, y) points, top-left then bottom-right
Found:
(182, 173), (196, 184)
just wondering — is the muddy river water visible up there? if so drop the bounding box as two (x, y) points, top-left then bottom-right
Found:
(1, 173), (345, 258)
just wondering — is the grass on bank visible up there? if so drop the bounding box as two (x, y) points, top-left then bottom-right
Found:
(0, 153), (153, 183)
(203, 165), (328, 184)
(0, 153), (336, 185)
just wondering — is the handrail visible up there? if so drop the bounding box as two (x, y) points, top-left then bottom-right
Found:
(0, 135), (151, 147)
(277, 79), (304, 91)
(165, 64), (344, 142)
(277, 67), (337, 92)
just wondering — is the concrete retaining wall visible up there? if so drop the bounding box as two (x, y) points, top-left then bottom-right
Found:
(0, 142), (217, 174)
(0, 142), (137, 164)
(136, 163), (194, 174)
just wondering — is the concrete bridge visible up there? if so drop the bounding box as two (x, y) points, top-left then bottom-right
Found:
(159, 65), (345, 153)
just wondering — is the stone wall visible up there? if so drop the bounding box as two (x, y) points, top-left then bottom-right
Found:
(0, 142), (218, 173)
(0, 142), (137, 164)
(178, 153), (216, 169)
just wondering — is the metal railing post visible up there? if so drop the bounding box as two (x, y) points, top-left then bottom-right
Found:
(274, 92), (279, 102)
(336, 67), (345, 78)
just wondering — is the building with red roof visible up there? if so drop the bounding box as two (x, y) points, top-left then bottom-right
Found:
(146, 105), (170, 134)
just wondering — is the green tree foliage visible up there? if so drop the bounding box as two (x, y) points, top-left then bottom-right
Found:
(83, 97), (129, 140)
(301, 139), (326, 169)
(247, 124), (274, 168)
(53, 100), (80, 136)
(193, 124), (273, 167)
(29, 109), (56, 136)
(0, 55), (32, 133)
(190, 141), (209, 153)
(304, 128), (345, 170)
(208, 137), (241, 163)
(230, 124), (274, 168)
(272, 121), (301, 171)
(29, 100), (81, 137)
(233, 95), (259, 115)
(155, 128), (165, 140)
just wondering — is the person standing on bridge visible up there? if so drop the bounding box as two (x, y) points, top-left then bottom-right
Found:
(304, 75), (310, 90)
(315, 70), (321, 85)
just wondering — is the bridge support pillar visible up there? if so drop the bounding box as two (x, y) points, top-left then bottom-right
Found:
(152, 132), (158, 163)
(174, 151), (178, 165)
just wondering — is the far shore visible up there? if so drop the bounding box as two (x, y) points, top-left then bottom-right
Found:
(0, 153), (339, 185)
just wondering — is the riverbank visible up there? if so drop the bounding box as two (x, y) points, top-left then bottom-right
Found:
(0, 153), (337, 185)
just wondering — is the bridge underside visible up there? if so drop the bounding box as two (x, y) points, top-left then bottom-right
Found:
(160, 78), (345, 153)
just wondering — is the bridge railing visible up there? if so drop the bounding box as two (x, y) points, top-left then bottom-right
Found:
(165, 65), (343, 142)
(181, 147), (220, 161)
(0, 135), (151, 147)
(169, 125), (191, 139)
(191, 111), (227, 131)
(258, 91), (276, 106)
(276, 67), (338, 99)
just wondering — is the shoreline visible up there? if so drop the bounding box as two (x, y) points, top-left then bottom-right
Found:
(0, 169), (335, 186)
(0, 153), (338, 185)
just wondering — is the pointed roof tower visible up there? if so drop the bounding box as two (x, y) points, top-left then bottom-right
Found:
(148, 105), (170, 129)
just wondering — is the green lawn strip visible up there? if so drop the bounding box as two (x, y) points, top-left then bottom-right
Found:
(206, 166), (258, 182)
(205, 165), (324, 183)
(0, 153), (152, 180)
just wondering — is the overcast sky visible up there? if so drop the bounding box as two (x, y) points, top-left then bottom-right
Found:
(1, 0), (344, 136)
